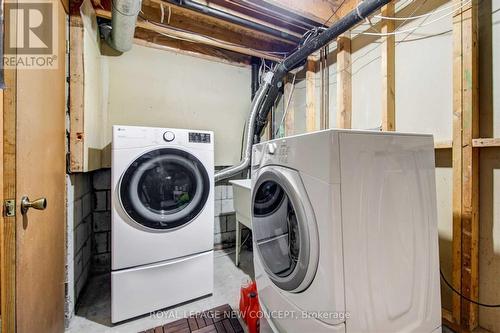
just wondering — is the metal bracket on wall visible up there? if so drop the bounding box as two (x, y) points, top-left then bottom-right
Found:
(4, 199), (16, 217)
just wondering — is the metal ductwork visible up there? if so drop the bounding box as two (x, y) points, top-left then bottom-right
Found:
(214, 72), (273, 182)
(107, 0), (142, 52)
(215, 0), (390, 182)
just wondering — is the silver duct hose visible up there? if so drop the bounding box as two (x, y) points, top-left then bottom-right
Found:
(215, 72), (274, 182)
(107, 0), (142, 52)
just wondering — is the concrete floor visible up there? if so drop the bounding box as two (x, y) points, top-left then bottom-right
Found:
(66, 248), (254, 333)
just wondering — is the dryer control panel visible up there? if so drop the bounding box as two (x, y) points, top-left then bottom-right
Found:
(189, 132), (211, 144)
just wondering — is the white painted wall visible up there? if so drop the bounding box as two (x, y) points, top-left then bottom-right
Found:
(81, 13), (252, 168)
(104, 45), (251, 166)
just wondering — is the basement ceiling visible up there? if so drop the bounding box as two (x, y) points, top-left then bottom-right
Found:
(74, 0), (355, 63)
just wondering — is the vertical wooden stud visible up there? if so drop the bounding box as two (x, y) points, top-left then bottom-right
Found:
(452, 0), (479, 330)
(69, 15), (85, 172)
(336, 33), (352, 129)
(320, 46), (330, 130)
(284, 75), (295, 136)
(381, 2), (395, 131)
(306, 57), (316, 132)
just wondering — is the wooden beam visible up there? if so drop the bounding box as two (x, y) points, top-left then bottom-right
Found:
(452, 0), (479, 330)
(442, 308), (460, 333)
(199, 0), (310, 35)
(381, 2), (395, 131)
(435, 140), (453, 149)
(336, 33), (352, 129)
(435, 139), (500, 149)
(143, 0), (298, 45)
(69, 16), (85, 172)
(319, 46), (329, 130)
(305, 57), (316, 132)
(133, 29), (252, 66)
(284, 74), (295, 136)
(255, 0), (357, 24)
(451, 0), (463, 324)
(459, 0), (479, 329)
(95, 9), (284, 62)
(472, 138), (500, 147)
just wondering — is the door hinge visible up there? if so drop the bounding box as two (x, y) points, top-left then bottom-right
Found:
(4, 199), (16, 217)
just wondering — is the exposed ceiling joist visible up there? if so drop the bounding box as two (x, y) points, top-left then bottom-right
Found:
(253, 0), (359, 25)
(95, 8), (285, 61)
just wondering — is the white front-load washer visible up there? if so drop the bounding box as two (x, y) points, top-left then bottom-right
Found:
(111, 125), (214, 323)
(251, 129), (442, 333)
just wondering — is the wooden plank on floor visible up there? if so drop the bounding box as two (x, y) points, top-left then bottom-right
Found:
(214, 321), (226, 333)
(336, 32), (352, 129)
(142, 305), (243, 333)
(188, 317), (199, 331)
(196, 316), (206, 329)
(381, 2), (395, 131)
(221, 319), (235, 333)
(193, 324), (217, 333)
(163, 318), (190, 333)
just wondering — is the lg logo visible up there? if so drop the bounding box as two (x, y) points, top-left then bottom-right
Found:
(5, 2), (53, 55)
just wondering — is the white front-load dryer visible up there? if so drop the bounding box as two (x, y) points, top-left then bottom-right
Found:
(251, 130), (442, 333)
(111, 125), (214, 323)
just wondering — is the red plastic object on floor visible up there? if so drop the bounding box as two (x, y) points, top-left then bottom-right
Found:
(246, 292), (261, 333)
(239, 279), (255, 319)
(239, 280), (261, 332)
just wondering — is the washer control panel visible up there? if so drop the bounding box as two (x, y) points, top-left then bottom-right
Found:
(163, 131), (176, 142)
(189, 132), (211, 144)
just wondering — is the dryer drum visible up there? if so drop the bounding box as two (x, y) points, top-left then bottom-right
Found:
(252, 168), (318, 293)
(119, 148), (210, 230)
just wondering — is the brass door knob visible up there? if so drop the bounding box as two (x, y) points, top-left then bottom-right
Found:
(21, 196), (47, 215)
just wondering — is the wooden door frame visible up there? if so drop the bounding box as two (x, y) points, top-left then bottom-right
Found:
(1, 5), (18, 330)
(1, 0), (68, 330)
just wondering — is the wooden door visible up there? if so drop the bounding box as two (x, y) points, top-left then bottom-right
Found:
(2, 0), (67, 331)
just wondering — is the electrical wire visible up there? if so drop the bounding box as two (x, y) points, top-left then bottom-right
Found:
(374, 0), (467, 21)
(322, 0), (349, 27)
(137, 12), (290, 58)
(353, 0), (471, 37)
(440, 270), (500, 308)
(275, 73), (297, 136)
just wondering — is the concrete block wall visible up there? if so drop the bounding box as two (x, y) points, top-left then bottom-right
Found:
(65, 172), (93, 325)
(214, 182), (237, 247)
(92, 169), (112, 273)
(90, 168), (242, 252)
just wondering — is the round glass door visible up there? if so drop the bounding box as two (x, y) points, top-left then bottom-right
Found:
(252, 167), (317, 292)
(119, 148), (210, 230)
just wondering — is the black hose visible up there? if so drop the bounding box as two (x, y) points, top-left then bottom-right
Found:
(253, 0), (391, 138)
(440, 270), (500, 308)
